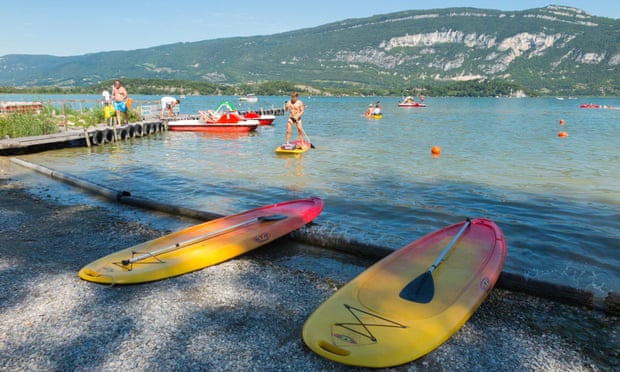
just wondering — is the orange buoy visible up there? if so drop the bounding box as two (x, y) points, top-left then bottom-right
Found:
(559, 119), (565, 125)
(558, 131), (568, 137)
(431, 146), (441, 157)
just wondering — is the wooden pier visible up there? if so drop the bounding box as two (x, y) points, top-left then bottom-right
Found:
(0, 102), (286, 156)
(0, 121), (165, 156)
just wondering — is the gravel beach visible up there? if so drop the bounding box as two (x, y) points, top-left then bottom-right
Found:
(0, 172), (618, 371)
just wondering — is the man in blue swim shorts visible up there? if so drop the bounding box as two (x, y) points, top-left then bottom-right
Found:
(112, 80), (129, 125)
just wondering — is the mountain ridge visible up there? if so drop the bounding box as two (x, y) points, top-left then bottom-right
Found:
(1, 5), (618, 95)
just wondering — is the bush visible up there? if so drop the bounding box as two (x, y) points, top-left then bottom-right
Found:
(0, 112), (57, 138)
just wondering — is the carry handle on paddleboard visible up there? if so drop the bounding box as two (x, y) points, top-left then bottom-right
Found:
(120, 214), (287, 266)
(400, 218), (471, 303)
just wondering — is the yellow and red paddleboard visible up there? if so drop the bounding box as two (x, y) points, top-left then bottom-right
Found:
(275, 140), (311, 155)
(79, 197), (324, 285)
(302, 218), (507, 368)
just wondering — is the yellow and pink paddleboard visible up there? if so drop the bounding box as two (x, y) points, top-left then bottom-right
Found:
(302, 218), (507, 368)
(79, 197), (324, 285)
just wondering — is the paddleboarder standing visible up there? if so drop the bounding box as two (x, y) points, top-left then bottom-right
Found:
(285, 92), (305, 145)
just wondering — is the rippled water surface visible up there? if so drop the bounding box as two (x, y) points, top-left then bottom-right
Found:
(6, 94), (619, 297)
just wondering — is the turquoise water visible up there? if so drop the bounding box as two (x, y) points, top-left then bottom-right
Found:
(5, 94), (619, 297)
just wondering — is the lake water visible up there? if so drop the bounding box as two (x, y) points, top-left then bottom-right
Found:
(4, 94), (619, 298)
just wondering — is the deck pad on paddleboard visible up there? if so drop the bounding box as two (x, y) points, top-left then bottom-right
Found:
(302, 218), (507, 368)
(79, 197), (323, 284)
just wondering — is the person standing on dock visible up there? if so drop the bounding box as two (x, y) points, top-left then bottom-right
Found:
(160, 96), (181, 119)
(112, 80), (129, 125)
(285, 92), (305, 145)
(101, 88), (111, 106)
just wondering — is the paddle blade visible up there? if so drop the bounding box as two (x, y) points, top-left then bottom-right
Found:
(399, 271), (434, 304)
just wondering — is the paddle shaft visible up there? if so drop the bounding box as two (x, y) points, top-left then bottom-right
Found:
(428, 218), (471, 273)
(121, 214), (286, 265)
(301, 127), (316, 149)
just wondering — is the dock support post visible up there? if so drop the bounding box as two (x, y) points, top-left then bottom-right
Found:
(83, 129), (91, 148)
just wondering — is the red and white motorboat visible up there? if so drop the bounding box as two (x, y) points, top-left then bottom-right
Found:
(167, 118), (259, 132)
(239, 93), (258, 103)
(580, 103), (601, 109)
(168, 101), (259, 132)
(398, 96), (426, 108)
(243, 111), (276, 125)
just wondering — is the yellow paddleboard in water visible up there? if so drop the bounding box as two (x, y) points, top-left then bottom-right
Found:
(302, 218), (507, 368)
(275, 140), (312, 155)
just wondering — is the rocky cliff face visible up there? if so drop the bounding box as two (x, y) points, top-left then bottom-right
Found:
(329, 5), (618, 87)
(316, 5), (616, 96)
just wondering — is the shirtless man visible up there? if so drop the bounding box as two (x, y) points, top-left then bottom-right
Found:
(285, 92), (305, 145)
(112, 80), (129, 125)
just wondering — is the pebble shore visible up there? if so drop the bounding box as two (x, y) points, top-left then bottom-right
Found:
(0, 179), (617, 371)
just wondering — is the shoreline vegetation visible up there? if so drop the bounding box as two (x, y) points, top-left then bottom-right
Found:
(0, 78), (537, 98)
(0, 103), (142, 138)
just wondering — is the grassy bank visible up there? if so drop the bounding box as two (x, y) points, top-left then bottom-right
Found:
(0, 104), (141, 138)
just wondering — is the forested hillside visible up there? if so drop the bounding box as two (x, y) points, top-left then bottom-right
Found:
(1, 5), (618, 96)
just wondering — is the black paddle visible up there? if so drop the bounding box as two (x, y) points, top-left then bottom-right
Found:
(399, 218), (472, 304)
(120, 214), (287, 266)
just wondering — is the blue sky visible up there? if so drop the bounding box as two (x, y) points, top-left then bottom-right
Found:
(1, 0), (618, 56)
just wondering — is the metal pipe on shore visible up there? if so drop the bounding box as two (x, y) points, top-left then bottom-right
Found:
(10, 157), (121, 201)
(9, 157), (222, 220)
(8, 157), (618, 315)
